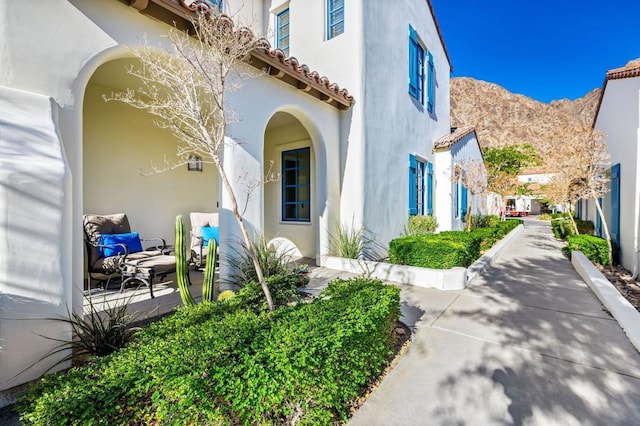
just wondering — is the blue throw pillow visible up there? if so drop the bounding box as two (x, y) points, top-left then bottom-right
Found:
(201, 226), (219, 247)
(98, 232), (143, 258)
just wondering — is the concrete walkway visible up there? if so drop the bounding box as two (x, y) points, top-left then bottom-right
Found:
(350, 219), (640, 426)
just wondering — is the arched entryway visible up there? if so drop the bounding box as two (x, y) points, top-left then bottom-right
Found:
(263, 111), (317, 259)
(82, 57), (220, 248)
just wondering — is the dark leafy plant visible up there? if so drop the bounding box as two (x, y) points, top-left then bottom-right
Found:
(18, 278), (400, 425)
(225, 235), (292, 286)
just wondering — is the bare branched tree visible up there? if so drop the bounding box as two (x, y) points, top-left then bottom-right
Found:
(541, 125), (613, 268)
(109, 13), (277, 310)
(452, 159), (489, 231)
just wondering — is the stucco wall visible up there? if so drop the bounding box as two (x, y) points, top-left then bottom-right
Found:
(222, 73), (342, 271)
(263, 117), (316, 257)
(0, 86), (72, 391)
(83, 80), (219, 245)
(0, 0), (344, 389)
(594, 77), (640, 270)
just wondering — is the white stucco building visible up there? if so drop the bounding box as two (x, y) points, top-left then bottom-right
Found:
(577, 59), (640, 272)
(0, 0), (484, 392)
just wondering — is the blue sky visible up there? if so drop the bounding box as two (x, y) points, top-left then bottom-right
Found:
(430, 0), (640, 103)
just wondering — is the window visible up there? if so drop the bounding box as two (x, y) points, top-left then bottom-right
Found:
(409, 25), (435, 112)
(408, 26), (424, 104)
(327, 0), (344, 39)
(282, 148), (311, 222)
(276, 8), (290, 56)
(409, 154), (433, 216)
(455, 181), (468, 219)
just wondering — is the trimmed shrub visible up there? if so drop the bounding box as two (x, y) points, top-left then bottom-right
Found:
(389, 233), (481, 268)
(230, 273), (300, 313)
(551, 218), (594, 239)
(18, 278), (400, 425)
(404, 215), (438, 236)
(576, 219), (595, 235)
(564, 234), (611, 266)
(551, 217), (575, 239)
(471, 214), (501, 229)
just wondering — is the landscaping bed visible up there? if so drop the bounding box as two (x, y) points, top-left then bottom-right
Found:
(18, 277), (401, 425)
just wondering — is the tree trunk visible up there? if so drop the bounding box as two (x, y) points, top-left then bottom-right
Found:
(591, 190), (614, 270)
(466, 198), (473, 232)
(215, 160), (275, 311)
(568, 205), (579, 235)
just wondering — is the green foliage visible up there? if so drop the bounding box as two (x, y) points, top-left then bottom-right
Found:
(389, 219), (522, 269)
(551, 212), (571, 219)
(226, 235), (292, 286)
(217, 289), (235, 301)
(389, 233), (481, 268)
(564, 235), (612, 266)
(229, 273), (300, 314)
(330, 221), (372, 259)
(483, 144), (540, 176)
(403, 215), (438, 236)
(576, 219), (595, 235)
(538, 214), (552, 221)
(470, 214), (501, 229)
(18, 278), (400, 425)
(202, 238), (217, 303)
(551, 217), (594, 239)
(175, 215), (196, 306)
(551, 217), (575, 239)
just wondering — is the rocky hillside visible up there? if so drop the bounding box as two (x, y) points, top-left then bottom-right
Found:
(450, 77), (601, 148)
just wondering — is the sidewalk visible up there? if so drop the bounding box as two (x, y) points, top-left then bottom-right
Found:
(350, 219), (640, 425)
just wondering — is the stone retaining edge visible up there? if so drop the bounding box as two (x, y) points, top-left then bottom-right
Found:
(572, 251), (640, 353)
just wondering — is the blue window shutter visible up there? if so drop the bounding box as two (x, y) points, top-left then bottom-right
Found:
(408, 26), (418, 98)
(426, 162), (433, 215)
(455, 182), (459, 218)
(409, 154), (418, 215)
(576, 199), (582, 218)
(461, 185), (468, 218)
(595, 197), (603, 237)
(611, 163), (621, 245)
(427, 51), (434, 112)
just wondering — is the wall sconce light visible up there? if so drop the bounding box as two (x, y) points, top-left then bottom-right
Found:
(187, 155), (203, 172)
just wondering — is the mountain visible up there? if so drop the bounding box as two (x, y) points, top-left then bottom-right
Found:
(450, 77), (601, 149)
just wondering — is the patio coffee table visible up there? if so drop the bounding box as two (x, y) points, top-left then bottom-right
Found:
(120, 255), (176, 298)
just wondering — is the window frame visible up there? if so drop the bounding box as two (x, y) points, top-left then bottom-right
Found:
(409, 154), (433, 216)
(327, 0), (345, 40)
(281, 147), (311, 223)
(276, 8), (290, 56)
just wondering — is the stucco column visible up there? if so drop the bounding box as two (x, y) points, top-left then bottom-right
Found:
(0, 87), (73, 391)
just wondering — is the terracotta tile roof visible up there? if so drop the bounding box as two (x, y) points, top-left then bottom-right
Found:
(433, 125), (476, 150)
(177, 0), (354, 109)
(592, 58), (640, 128)
(606, 58), (640, 81)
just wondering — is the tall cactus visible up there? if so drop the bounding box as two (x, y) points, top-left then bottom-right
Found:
(202, 239), (217, 303)
(175, 215), (196, 306)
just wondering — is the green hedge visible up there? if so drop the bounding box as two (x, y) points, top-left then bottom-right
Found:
(19, 278), (400, 425)
(564, 235), (612, 266)
(552, 218), (595, 239)
(389, 219), (522, 269)
(389, 234), (481, 269)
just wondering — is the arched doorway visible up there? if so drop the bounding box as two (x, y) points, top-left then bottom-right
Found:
(83, 57), (220, 246)
(263, 111), (317, 259)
